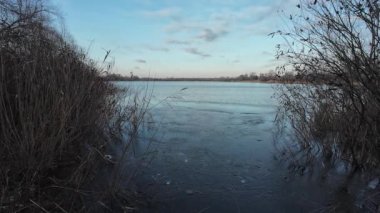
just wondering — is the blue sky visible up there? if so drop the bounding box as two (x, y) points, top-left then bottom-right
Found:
(54, 0), (298, 78)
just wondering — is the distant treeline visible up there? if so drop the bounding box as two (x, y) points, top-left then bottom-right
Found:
(103, 71), (305, 83)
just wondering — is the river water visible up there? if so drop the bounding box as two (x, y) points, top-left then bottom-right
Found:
(116, 81), (368, 213)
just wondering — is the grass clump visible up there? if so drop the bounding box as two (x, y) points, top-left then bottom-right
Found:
(0, 0), (147, 211)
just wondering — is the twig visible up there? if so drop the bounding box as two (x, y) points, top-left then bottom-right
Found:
(54, 202), (69, 213)
(30, 199), (50, 213)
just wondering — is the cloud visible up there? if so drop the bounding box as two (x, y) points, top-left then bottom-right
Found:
(147, 46), (170, 52)
(262, 51), (274, 56)
(165, 20), (230, 43)
(184, 48), (211, 58)
(242, 23), (274, 36)
(161, 3), (282, 43)
(142, 7), (181, 18)
(237, 5), (274, 21)
(136, 59), (147, 63)
(164, 21), (201, 33)
(166, 39), (191, 45)
(197, 28), (228, 42)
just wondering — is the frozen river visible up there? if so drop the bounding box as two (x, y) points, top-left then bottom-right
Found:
(116, 81), (363, 213)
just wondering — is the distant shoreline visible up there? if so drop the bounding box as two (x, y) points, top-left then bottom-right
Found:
(109, 79), (302, 84)
(102, 72), (304, 84)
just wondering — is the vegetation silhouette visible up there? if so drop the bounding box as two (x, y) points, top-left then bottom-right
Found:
(274, 0), (380, 176)
(0, 0), (149, 211)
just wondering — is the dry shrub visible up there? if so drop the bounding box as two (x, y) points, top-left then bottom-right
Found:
(274, 0), (380, 174)
(0, 0), (147, 211)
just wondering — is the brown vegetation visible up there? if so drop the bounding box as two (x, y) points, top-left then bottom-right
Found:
(275, 0), (380, 174)
(0, 0), (148, 212)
